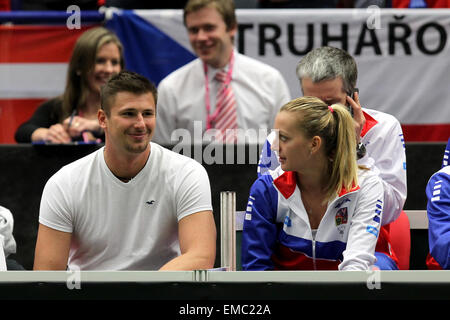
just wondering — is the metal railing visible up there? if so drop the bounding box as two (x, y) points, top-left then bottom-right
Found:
(220, 191), (236, 271)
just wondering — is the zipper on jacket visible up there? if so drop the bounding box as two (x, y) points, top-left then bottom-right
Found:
(312, 238), (316, 270)
(311, 228), (317, 270)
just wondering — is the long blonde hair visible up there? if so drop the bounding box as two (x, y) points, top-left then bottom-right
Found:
(280, 96), (359, 201)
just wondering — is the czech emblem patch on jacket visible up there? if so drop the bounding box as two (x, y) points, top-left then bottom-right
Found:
(335, 207), (348, 226)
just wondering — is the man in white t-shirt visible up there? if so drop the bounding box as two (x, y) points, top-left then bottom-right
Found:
(152, 0), (291, 145)
(33, 71), (216, 271)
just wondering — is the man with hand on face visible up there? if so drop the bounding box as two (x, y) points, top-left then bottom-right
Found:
(33, 71), (216, 271)
(259, 46), (407, 270)
(153, 0), (291, 144)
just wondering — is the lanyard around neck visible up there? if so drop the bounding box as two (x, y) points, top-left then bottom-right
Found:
(203, 50), (235, 130)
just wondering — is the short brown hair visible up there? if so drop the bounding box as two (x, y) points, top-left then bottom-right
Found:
(183, 0), (237, 31)
(101, 70), (157, 116)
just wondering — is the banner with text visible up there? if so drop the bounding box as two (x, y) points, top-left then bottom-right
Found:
(1, 10), (448, 143)
(107, 9), (450, 142)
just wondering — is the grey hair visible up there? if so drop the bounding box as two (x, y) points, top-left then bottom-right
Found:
(296, 46), (358, 95)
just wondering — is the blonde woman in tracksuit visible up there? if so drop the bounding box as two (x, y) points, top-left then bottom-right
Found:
(242, 96), (385, 271)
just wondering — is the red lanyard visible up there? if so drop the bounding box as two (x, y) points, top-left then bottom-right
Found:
(203, 51), (235, 130)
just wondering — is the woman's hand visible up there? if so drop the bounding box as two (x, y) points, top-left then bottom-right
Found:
(63, 116), (101, 139)
(31, 124), (72, 144)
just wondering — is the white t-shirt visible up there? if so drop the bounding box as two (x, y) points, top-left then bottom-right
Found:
(39, 143), (212, 270)
(153, 50), (291, 144)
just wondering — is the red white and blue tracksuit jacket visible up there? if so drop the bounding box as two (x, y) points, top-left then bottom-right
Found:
(257, 108), (407, 268)
(426, 153), (450, 270)
(241, 166), (385, 271)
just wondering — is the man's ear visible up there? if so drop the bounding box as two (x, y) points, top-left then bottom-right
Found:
(98, 109), (107, 130)
(228, 23), (237, 39)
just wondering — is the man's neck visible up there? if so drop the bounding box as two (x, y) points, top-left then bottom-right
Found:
(103, 145), (151, 182)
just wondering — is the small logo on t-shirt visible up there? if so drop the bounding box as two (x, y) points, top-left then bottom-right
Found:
(146, 200), (155, 205)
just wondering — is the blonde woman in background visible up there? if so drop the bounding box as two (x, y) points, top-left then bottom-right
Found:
(242, 96), (385, 271)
